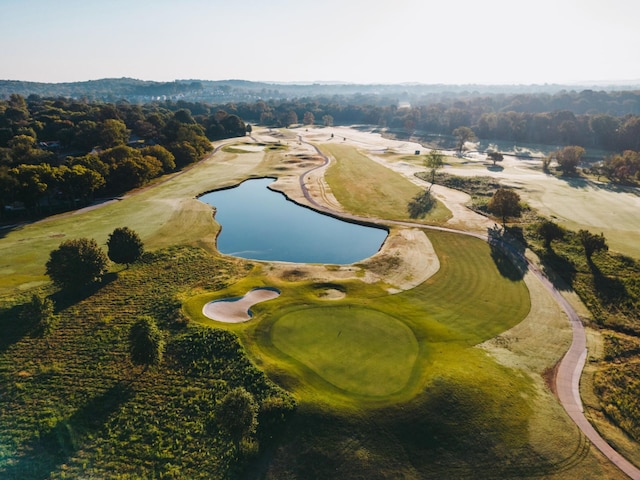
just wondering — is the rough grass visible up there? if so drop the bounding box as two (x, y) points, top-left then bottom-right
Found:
(527, 223), (640, 462)
(321, 143), (452, 224)
(0, 246), (295, 479)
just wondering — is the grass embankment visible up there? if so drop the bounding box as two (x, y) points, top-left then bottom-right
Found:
(0, 247), (295, 479)
(321, 143), (452, 224)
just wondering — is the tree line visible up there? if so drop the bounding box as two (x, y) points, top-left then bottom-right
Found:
(204, 96), (640, 154)
(0, 94), (248, 219)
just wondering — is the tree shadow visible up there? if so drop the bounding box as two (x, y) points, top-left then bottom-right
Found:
(0, 222), (24, 239)
(487, 225), (528, 281)
(486, 164), (504, 172)
(0, 303), (34, 353)
(50, 272), (118, 311)
(537, 249), (577, 292)
(0, 381), (134, 479)
(589, 262), (628, 305)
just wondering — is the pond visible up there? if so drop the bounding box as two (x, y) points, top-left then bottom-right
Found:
(199, 178), (387, 264)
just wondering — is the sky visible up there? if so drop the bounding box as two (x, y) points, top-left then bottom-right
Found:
(1, 0), (639, 85)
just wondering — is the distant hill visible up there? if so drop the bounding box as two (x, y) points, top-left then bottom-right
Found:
(1, 77), (639, 105)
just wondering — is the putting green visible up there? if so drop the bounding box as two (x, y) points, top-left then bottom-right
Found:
(271, 306), (419, 396)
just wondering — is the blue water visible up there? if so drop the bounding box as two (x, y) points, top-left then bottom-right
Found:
(199, 178), (387, 264)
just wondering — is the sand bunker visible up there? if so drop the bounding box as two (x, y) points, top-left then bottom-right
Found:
(203, 288), (280, 323)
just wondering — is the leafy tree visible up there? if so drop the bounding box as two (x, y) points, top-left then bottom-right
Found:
(168, 141), (199, 168)
(487, 151), (504, 166)
(601, 150), (640, 184)
(424, 150), (444, 187)
(303, 111), (315, 125)
(578, 229), (608, 262)
(128, 316), (164, 370)
(10, 164), (50, 210)
(535, 219), (565, 249)
(45, 238), (109, 290)
(141, 145), (176, 173)
(98, 119), (129, 148)
(216, 387), (259, 451)
(221, 114), (246, 137)
(555, 145), (585, 175)
(487, 188), (521, 227)
(452, 126), (476, 154)
(107, 227), (144, 266)
(22, 293), (56, 337)
(57, 164), (105, 205)
(284, 110), (298, 127)
(322, 114), (334, 127)
(0, 166), (19, 217)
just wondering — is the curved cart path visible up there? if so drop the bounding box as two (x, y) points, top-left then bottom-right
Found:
(297, 137), (640, 480)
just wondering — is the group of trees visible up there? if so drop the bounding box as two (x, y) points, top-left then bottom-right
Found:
(222, 95), (640, 153)
(45, 226), (144, 290)
(0, 95), (248, 218)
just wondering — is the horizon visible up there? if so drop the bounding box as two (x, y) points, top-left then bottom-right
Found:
(1, 0), (639, 86)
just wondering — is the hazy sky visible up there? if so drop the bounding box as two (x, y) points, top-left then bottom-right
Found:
(1, 0), (639, 85)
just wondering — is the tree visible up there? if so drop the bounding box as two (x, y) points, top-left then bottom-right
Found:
(578, 229), (608, 262)
(57, 164), (105, 205)
(487, 188), (521, 227)
(221, 114), (247, 137)
(141, 145), (176, 173)
(22, 293), (56, 337)
(487, 151), (504, 166)
(322, 115), (334, 127)
(107, 227), (144, 266)
(98, 119), (129, 148)
(535, 219), (565, 249)
(424, 150), (444, 187)
(128, 316), (164, 370)
(452, 126), (476, 154)
(556, 145), (585, 175)
(303, 111), (315, 125)
(216, 387), (258, 452)
(46, 238), (109, 290)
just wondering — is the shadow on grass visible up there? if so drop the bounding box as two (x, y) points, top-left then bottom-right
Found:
(0, 304), (34, 353)
(589, 262), (628, 305)
(0, 381), (133, 479)
(537, 249), (577, 292)
(50, 273), (118, 311)
(558, 174), (640, 197)
(487, 225), (527, 281)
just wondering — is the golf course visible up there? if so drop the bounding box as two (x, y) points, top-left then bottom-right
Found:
(1, 125), (638, 479)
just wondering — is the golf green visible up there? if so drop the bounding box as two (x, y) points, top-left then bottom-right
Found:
(271, 306), (419, 396)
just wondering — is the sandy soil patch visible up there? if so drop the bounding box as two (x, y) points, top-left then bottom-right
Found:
(203, 288), (280, 323)
(316, 288), (346, 300)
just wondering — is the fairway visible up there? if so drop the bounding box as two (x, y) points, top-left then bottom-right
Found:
(271, 306), (418, 396)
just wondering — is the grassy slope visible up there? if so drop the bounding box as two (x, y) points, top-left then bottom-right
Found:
(320, 143), (452, 224)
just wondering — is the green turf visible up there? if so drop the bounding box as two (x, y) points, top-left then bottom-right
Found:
(321, 143), (452, 224)
(271, 306), (418, 396)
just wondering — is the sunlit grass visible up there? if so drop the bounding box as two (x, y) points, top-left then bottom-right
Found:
(321, 143), (452, 224)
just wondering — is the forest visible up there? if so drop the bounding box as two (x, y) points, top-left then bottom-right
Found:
(0, 95), (247, 219)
